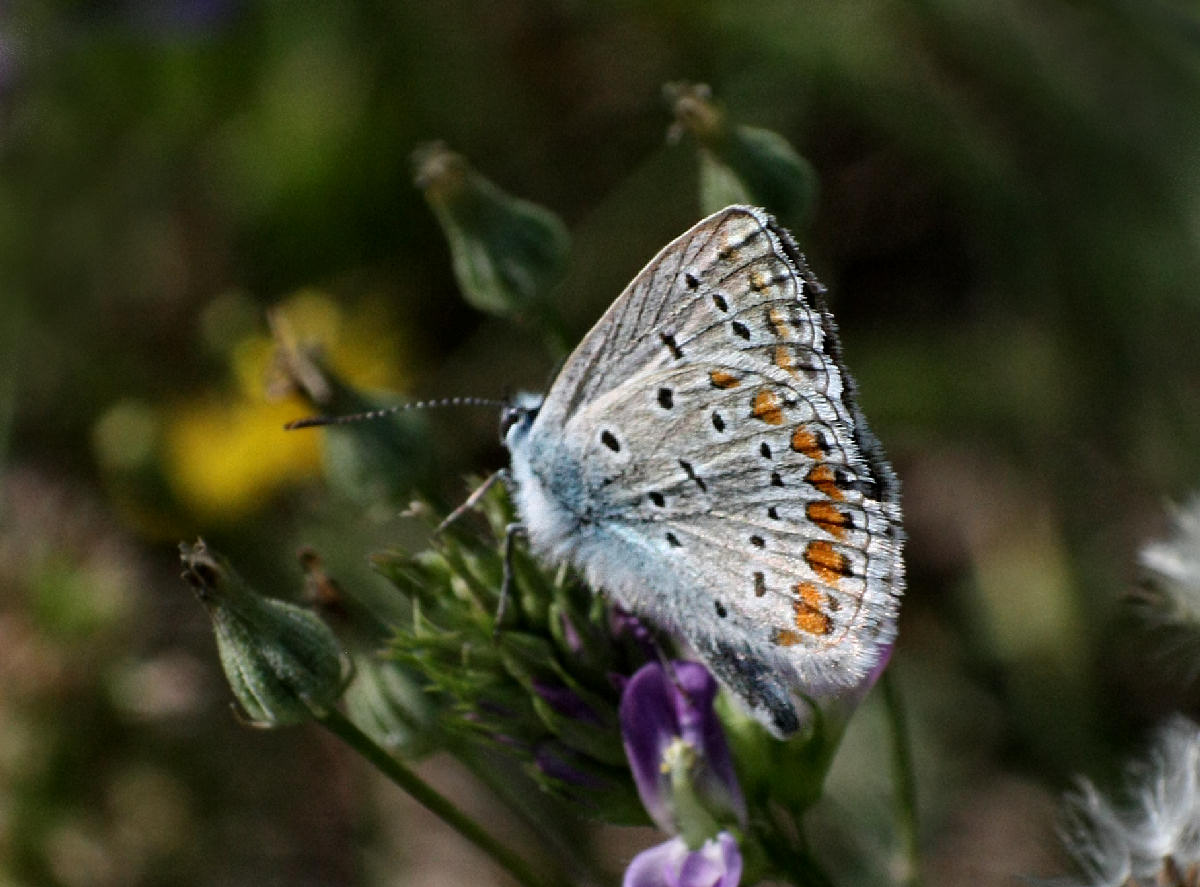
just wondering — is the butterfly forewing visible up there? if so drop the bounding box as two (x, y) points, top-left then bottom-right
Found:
(536, 209), (780, 429)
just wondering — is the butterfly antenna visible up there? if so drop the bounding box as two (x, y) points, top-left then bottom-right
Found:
(284, 396), (505, 430)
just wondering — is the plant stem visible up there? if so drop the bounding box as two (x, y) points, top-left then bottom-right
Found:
(318, 707), (555, 887)
(882, 669), (922, 887)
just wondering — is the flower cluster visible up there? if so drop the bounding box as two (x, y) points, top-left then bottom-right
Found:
(374, 485), (651, 821)
(1139, 496), (1200, 632)
(1051, 716), (1200, 887)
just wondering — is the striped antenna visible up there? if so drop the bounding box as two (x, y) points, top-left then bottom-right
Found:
(284, 396), (505, 430)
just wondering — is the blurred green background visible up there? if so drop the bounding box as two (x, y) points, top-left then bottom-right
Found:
(4, 1), (1200, 884)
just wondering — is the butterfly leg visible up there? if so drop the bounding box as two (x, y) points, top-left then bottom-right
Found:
(494, 522), (526, 637)
(435, 469), (509, 535)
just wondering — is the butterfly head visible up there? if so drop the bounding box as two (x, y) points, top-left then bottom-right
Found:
(499, 392), (544, 448)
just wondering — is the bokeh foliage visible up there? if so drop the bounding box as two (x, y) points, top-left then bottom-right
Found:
(3, 0), (1200, 884)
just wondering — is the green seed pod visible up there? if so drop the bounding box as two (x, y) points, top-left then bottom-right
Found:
(414, 141), (570, 321)
(666, 82), (819, 228)
(180, 539), (349, 727)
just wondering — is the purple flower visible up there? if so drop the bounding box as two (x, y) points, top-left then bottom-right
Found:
(533, 742), (607, 789)
(610, 606), (658, 658)
(620, 661), (745, 835)
(532, 678), (603, 726)
(624, 833), (742, 887)
(863, 643), (894, 693)
(559, 611), (584, 654)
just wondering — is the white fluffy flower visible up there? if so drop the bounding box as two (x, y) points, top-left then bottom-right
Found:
(1140, 495), (1200, 627)
(1050, 716), (1200, 886)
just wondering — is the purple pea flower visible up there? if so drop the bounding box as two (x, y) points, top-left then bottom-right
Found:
(532, 678), (603, 726)
(610, 606), (658, 658)
(620, 661), (746, 835)
(624, 832), (742, 887)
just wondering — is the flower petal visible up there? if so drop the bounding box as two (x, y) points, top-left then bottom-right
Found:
(623, 837), (689, 887)
(621, 662), (681, 832)
(622, 834), (743, 887)
(672, 663), (745, 825)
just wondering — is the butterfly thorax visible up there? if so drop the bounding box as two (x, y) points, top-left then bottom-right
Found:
(503, 392), (592, 562)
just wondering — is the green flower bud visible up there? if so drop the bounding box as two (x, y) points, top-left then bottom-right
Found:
(527, 739), (647, 824)
(180, 540), (349, 727)
(414, 141), (570, 321)
(666, 82), (819, 227)
(498, 631), (624, 766)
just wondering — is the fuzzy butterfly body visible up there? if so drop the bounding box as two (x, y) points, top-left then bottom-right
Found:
(503, 205), (903, 736)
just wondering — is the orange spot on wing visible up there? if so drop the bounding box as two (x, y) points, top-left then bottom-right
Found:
(750, 271), (769, 292)
(751, 389), (784, 425)
(797, 582), (823, 608)
(804, 540), (849, 584)
(805, 464), (844, 500)
(790, 425), (823, 459)
(768, 306), (789, 337)
(805, 501), (849, 539)
(773, 628), (803, 647)
(710, 370), (741, 389)
(793, 582), (832, 635)
(774, 344), (797, 375)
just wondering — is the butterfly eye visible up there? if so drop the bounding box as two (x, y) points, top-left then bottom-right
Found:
(499, 404), (538, 442)
(499, 407), (522, 441)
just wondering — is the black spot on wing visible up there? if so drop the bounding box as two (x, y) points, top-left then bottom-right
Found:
(678, 460), (707, 492)
(709, 638), (801, 736)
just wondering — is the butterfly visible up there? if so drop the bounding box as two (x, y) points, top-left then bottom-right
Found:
(500, 205), (904, 736)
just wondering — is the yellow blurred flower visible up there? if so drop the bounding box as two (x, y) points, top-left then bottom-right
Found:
(159, 289), (409, 521)
(163, 396), (321, 521)
(264, 289), (406, 395)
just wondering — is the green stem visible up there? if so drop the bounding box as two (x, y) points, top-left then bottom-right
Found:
(882, 670), (922, 887)
(753, 801), (835, 887)
(318, 708), (555, 887)
(459, 753), (610, 887)
(776, 847), (836, 887)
